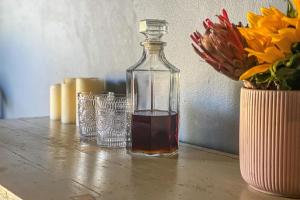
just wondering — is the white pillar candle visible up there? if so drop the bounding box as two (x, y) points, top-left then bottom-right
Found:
(61, 78), (76, 124)
(49, 84), (61, 120)
(76, 78), (105, 126)
(64, 77), (75, 84)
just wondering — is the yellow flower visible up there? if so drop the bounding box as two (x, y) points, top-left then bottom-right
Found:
(239, 64), (270, 80)
(246, 46), (285, 63)
(247, 7), (287, 33)
(282, 16), (298, 26)
(239, 46), (285, 80)
(239, 2), (300, 80)
(238, 28), (272, 53)
(260, 7), (285, 17)
(272, 25), (300, 53)
(283, 0), (300, 25)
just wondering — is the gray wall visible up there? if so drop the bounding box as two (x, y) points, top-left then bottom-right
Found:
(0, 0), (285, 154)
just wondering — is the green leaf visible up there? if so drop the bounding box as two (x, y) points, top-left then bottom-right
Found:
(276, 67), (296, 79)
(280, 80), (291, 90)
(286, 70), (300, 89)
(286, 0), (298, 18)
(286, 53), (300, 68)
(274, 66), (300, 90)
(255, 73), (271, 84)
(291, 42), (300, 54)
(272, 59), (287, 74)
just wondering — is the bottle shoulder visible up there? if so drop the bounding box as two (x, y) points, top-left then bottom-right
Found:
(126, 52), (146, 72)
(127, 51), (180, 73)
(161, 55), (180, 72)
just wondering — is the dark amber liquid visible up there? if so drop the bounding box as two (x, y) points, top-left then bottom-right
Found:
(131, 110), (179, 155)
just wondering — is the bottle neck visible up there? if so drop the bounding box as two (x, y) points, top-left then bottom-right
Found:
(142, 41), (165, 56)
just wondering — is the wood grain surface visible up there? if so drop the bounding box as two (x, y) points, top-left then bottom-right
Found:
(0, 117), (289, 200)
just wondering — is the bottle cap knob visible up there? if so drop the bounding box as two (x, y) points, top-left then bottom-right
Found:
(139, 19), (168, 41)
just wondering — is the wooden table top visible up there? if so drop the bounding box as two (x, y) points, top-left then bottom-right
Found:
(0, 117), (289, 200)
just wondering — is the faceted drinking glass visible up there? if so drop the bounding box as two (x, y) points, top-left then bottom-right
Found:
(95, 92), (127, 148)
(78, 92), (97, 139)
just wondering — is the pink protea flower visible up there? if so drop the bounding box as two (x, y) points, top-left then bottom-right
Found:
(191, 9), (256, 80)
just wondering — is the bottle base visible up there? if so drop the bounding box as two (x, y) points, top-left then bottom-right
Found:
(127, 149), (178, 157)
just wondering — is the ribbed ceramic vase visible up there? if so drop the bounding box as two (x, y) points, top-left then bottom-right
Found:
(240, 88), (300, 198)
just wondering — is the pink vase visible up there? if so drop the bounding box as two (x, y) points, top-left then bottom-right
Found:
(240, 88), (300, 198)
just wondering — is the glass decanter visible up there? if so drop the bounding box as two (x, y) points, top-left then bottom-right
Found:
(126, 19), (180, 156)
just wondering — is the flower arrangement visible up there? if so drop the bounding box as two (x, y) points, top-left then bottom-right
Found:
(191, 0), (300, 90)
